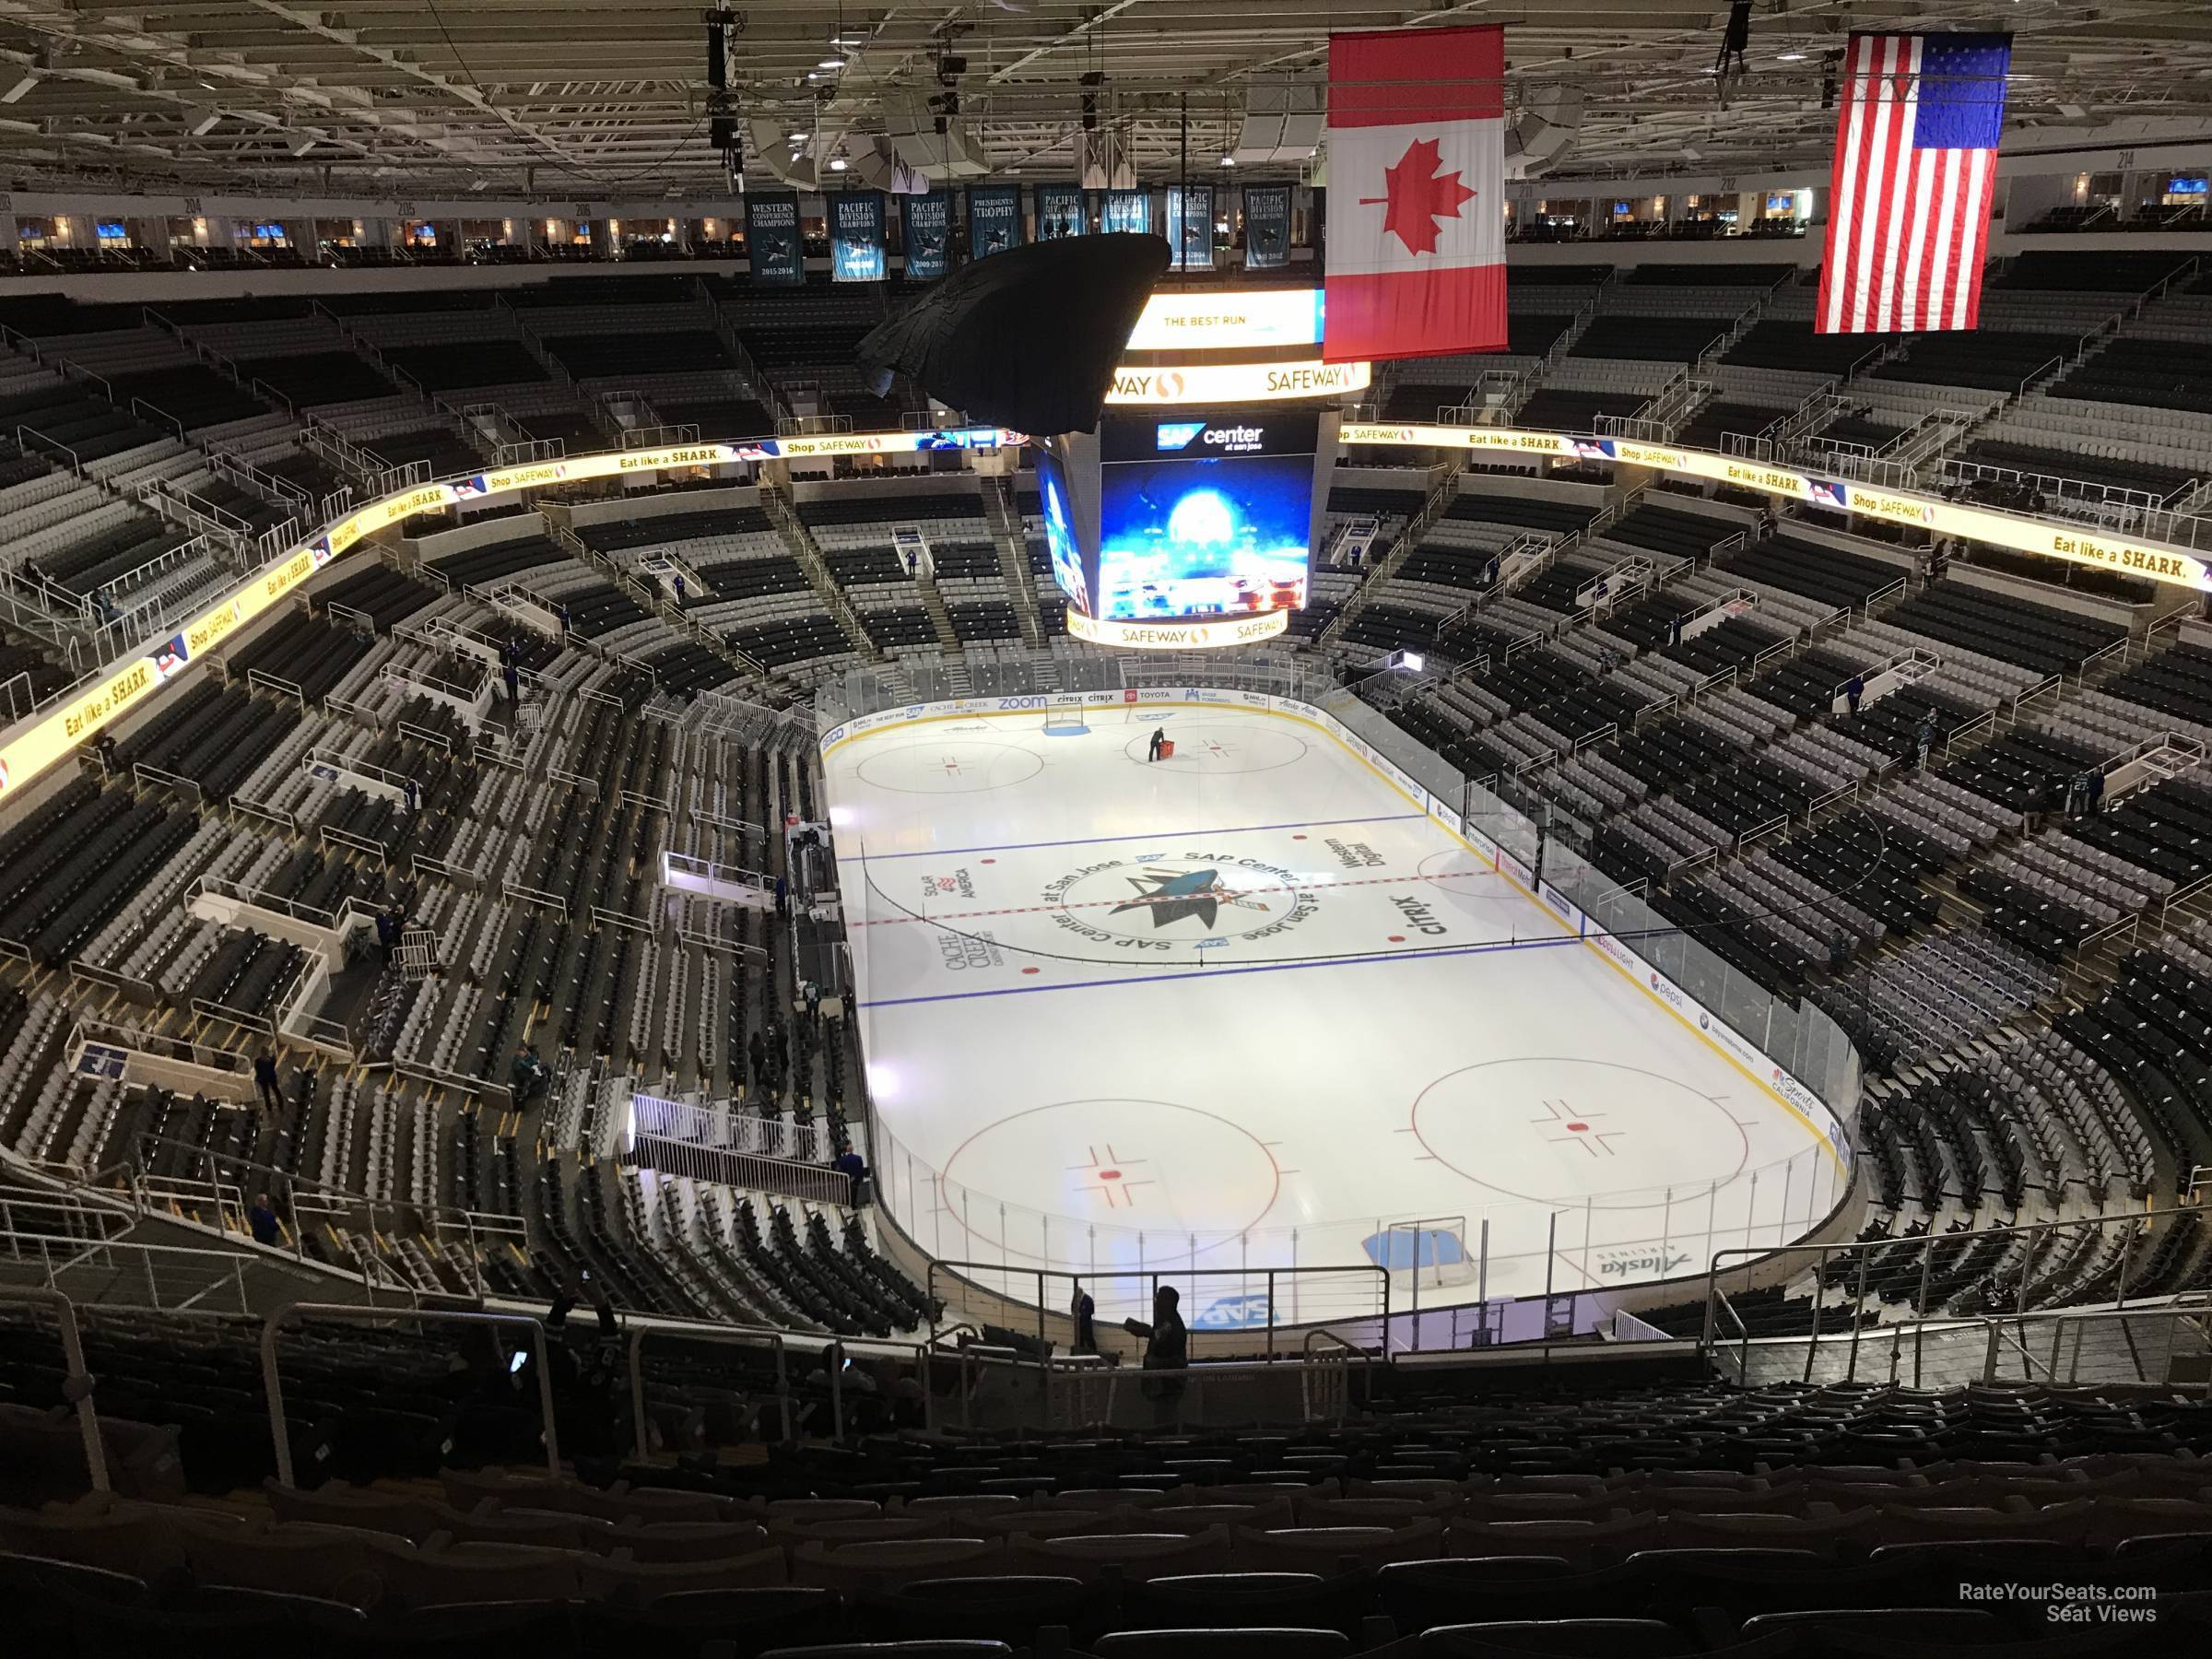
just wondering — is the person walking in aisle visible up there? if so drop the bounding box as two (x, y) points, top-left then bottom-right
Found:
(1843, 674), (1865, 718)
(832, 1142), (868, 1206)
(803, 980), (822, 1025)
(246, 1193), (282, 1248)
(502, 659), (520, 707)
(374, 906), (397, 966)
(773, 873), (788, 917)
(747, 1029), (767, 1092)
(1914, 712), (1936, 771)
(253, 1049), (282, 1113)
(1147, 726), (1166, 763)
(672, 571), (687, 606)
(403, 776), (419, 815)
(1124, 1284), (1189, 1428)
(772, 1021), (790, 1076)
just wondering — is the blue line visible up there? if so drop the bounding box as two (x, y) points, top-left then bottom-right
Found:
(856, 931), (1583, 1007)
(860, 812), (1425, 863)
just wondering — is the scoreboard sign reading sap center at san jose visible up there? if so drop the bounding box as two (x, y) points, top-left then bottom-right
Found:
(1094, 413), (1323, 623)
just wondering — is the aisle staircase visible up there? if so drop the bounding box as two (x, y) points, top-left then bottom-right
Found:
(759, 481), (885, 665)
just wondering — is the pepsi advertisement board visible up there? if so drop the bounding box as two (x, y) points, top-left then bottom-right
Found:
(1094, 413), (1318, 621)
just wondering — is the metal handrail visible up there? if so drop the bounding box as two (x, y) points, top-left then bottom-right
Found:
(262, 1302), (559, 1486)
(0, 1286), (106, 1490)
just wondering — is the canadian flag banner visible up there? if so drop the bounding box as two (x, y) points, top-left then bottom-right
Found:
(1324, 25), (1507, 364)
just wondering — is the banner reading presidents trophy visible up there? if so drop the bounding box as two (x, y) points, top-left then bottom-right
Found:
(1102, 188), (1151, 235)
(830, 191), (886, 282)
(966, 183), (1026, 258)
(901, 192), (951, 280)
(1243, 184), (1291, 269)
(1036, 183), (1088, 241)
(746, 192), (805, 284)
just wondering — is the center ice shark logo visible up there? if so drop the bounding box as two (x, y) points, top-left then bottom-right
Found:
(1109, 866), (1272, 932)
(1041, 853), (1320, 950)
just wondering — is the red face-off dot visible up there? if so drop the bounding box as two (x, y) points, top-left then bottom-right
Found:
(1021, 966), (1041, 975)
(982, 858), (996, 864)
(1098, 1170), (1121, 1181)
(1567, 1123), (1589, 1132)
(1388, 935), (1406, 943)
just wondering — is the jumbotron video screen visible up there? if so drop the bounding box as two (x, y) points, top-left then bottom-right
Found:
(1094, 412), (1320, 620)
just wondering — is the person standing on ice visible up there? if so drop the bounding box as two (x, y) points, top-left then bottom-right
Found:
(1147, 727), (1165, 763)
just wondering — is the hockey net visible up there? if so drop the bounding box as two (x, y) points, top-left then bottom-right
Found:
(1041, 711), (1088, 735)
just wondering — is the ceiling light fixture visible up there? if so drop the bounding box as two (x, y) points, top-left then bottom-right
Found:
(1777, 51), (1806, 62)
(818, 56), (845, 70)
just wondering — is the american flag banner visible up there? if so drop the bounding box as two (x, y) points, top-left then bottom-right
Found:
(1816, 31), (2011, 335)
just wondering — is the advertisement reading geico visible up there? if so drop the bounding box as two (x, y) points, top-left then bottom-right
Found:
(1095, 412), (1317, 622)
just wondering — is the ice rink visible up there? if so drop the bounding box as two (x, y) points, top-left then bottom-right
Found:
(826, 700), (1843, 1327)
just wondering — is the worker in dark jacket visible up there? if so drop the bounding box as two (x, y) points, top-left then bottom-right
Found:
(1124, 1284), (1189, 1428)
(253, 1050), (282, 1112)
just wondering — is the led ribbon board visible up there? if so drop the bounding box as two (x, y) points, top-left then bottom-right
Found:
(1338, 423), (2212, 594)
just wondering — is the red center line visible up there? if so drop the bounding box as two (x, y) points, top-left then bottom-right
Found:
(857, 869), (1496, 927)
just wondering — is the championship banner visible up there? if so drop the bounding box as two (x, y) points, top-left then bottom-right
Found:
(1166, 184), (1214, 269)
(830, 191), (886, 282)
(1243, 184), (1292, 269)
(966, 183), (1025, 258)
(1102, 188), (1151, 235)
(1037, 183), (1088, 241)
(901, 192), (952, 280)
(745, 193), (805, 285)
(1323, 24), (1507, 361)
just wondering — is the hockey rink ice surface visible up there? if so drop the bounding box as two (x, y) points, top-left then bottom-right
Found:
(827, 701), (1842, 1328)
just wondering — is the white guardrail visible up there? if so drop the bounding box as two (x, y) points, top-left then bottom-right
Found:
(6, 418), (2208, 812)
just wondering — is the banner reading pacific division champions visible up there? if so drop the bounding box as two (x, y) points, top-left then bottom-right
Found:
(966, 184), (1025, 259)
(1165, 184), (1215, 270)
(902, 193), (951, 280)
(1036, 183), (1088, 241)
(746, 193), (805, 284)
(1243, 184), (1291, 269)
(1102, 188), (1151, 235)
(830, 191), (886, 282)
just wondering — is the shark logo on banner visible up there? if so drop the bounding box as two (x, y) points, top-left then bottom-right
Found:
(830, 191), (886, 282)
(1165, 184), (1214, 270)
(902, 192), (951, 280)
(745, 192), (805, 285)
(966, 183), (1026, 259)
(1243, 184), (1291, 269)
(1101, 188), (1151, 235)
(1036, 183), (1088, 241)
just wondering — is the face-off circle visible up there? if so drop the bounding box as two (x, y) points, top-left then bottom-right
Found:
(855, 740), (1045, 795)
(939, 1098), (1283, 1250)
(1123, 722), (1309, 774)
(1410, 1056), (1750, 1208)
(1040, 852), (1320, 947)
